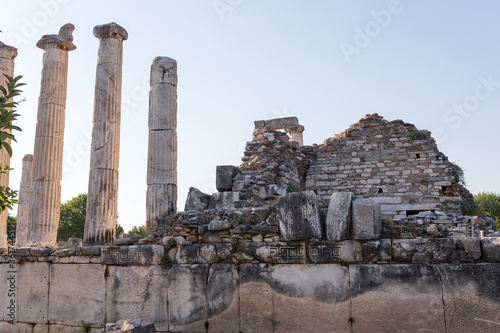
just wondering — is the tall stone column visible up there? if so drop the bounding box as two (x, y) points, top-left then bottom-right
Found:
(84, 23), (128, 245)
(0, 41), (18, 248)
(16, 155), (33, 247)
(28, 24), (76, 247)
(146, 57), (178, 232)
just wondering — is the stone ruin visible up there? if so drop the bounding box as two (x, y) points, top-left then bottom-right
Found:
(0, 22), (500, 333)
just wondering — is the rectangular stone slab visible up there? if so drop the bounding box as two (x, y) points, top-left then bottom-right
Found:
(352, 198), (382, 240)
(277, 191), (323, 240)
(106, 266), (168, 331)
(18, 262), (50, 324)
(48, 264), (105, 327)
(440, 263), (500, 333)
(350, 264), (445, 333)
(325, 192), (353, 240)
(206, 264), (239, 332)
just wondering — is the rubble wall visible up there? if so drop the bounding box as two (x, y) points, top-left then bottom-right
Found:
(1, 241), (499, 333)
(304, 114), (474, 217)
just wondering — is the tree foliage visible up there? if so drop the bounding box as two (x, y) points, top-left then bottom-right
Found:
(475, 192), (500, 229)
(57, 193), (123, 242)
(0, 75), (24, 212)
(6, 213), (16, 239)
(126, 225), (147, 237)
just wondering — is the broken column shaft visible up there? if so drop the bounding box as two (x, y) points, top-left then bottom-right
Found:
(27, 25), (76, 246)
(84, 22), (128, 245)
(146, 57), (178, 232)
(0, 41), (18, 248)
(16, 154), (33, 246)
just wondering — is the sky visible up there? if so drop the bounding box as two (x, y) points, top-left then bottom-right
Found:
(0, 0), (499, 232)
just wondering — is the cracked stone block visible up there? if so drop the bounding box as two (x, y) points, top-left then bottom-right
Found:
(184, 186), (211, 211)
(271, 264), (350, 333)
(216, 165), (238, 192)
(393, 238), (481, 263)
(481, 237), (500, 262)
(352, 198), (382, 240)
(277, 191), (323, 240)
(350, 264), (445, 333)
(440, 263), (500, 333)
(325, 192), (354, 241)
(207, 264), (239, 332)
(168, 264), (208, 332)
(209, 192), (235, 210)
(362, 239), (392, 262)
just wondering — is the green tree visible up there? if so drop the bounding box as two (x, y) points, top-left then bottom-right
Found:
(0, 75), (24, 212)
(6, 213), (16, 239)
(57, 193), (122, 242)
(126, 225), (147, 237)
(475, 192), (500, 229)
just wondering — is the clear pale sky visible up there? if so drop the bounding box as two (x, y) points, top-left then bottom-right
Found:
(1, 0), (499, 232)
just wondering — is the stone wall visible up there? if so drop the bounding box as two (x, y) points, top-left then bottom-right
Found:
(1, 239), (499, 332)
(304, 114), (473, 217)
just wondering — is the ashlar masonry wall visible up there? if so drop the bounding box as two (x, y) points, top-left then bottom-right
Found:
(304, 114), (473, 217)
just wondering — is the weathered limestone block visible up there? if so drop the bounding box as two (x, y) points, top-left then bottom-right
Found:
(84, 22), (127, 245)
(207, 217), (231, 231)
(362, 239), (392, 262)
(242, 242), (306, 264)
(440, 263), (500, 333)
(207, 264), (239, 332)
(277, 191), (323, 240)
(49, 264), (105, 327)
(262, 116), (299, 129)
(0, 264), (14, 322)
(350, 264), (445, 333)
(106, 266), (168, 331)
(352, 198), (382, 240)
(216, 165), (238, 192)
(481, 237), (500, 262)
(325, 192), (354, 241)
(177, 244), (200, 264)
(101, 245), (164, 265)
(0, 42), (17, 249)
(239, 264), (274, 332)
(393, 238), (481, 263)
(308, 240), (362, 263)
(28, 24), (75, 247)
(0, 322), (47, 333)
(168, 264), (209, 332)
(18, 262), (50, 324)
(48, 325), (101, 333)
(209, 192), (235, 210)
(199, 243), (232, 263)
(184, 187), (211, 211)
(271, 264), (351, 333)
(16, 154), (33, 247)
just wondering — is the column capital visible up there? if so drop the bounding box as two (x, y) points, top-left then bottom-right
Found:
(0, 41), (18, 60)
(36, 23), (76, 51)
(151, 56), (177, 86)
(93, 22), (128, 41)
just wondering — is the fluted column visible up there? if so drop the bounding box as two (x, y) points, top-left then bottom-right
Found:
(27, 24), (76, 247)
(16, 154), (33, 246)
(146, 57), (178, 232)
(84, 23), (128, 245)
(0, 42), (18, 248)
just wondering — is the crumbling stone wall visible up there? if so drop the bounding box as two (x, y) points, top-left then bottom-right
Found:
(304, 114), (473, 217)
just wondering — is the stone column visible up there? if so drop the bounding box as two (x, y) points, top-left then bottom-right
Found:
(16, 155), (33, 246)
(288, 125), (304, 146)
(84, 23), (128, 245)
(27, 24), (76, 247)
(0, 42), (18, 248)
(146, 57), (178, 232)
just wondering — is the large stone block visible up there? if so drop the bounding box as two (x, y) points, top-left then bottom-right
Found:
(271, 264), (350, 333)
(0, 322), (47, 333)
(481, 237), (500, 262)
(277, 191), (323, 240)
(207, 264), (239, 332)
(48, 264), (105, 327)
(106, 266), (168, 332)
(168, 264), (209, 332)
(48, 325), (101, 333)
(101, 245), (164, 265)
(362, 239), (392, 262)
(350, 264), (445, 333)
(184, 187), (211, 211)
(242, 242), (306, 264)
(325, 192), (353, 241)
(216, 165), (238, 192)
(352, 198), (382, 240)
(308, 240), (361, 263)
(440, 263), (500, 333)
(18, 262), (50, 324)
(239, 264), (273, 332)
(208, 192), (235, 210)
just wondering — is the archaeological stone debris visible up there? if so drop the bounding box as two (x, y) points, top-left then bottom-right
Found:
(0, 22), (499, 333)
